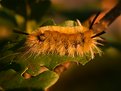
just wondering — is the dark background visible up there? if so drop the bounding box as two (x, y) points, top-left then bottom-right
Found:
(0, 0), (121, 91)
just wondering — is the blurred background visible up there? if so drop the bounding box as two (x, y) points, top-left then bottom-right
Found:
(0, 0), (121, 91)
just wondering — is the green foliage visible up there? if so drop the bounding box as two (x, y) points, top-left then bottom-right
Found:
(0, 69), (58, 91)
(17, 53), (91, 76)
(39, 19), (56, 27)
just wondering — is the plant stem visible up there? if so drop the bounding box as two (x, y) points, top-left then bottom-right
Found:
(100, 0), (121, 26)
(92, 0), (121, 35)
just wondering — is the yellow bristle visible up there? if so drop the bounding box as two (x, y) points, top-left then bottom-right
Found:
(76, 45), (83, 56)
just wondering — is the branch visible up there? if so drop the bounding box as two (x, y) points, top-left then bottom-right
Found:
(101, 0), (121, 26)
(92, 0), (121, 35)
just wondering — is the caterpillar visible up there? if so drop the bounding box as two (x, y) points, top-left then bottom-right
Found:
(24, 17), (103, 59)
(21, 1), (121, 60)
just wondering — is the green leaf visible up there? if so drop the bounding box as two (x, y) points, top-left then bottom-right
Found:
(0, 69), (59, 91)
(39, 19), (56, 27)
(16, 53), (91, 76)
(60, 20), (77, 27)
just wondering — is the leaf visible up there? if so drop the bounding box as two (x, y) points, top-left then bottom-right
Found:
(0, 34), (26, 72)
(0, 69), (59, 91)
(39, 19), (56, 27)
(60, 20), (77, 27)
(15, 52), (91, 76)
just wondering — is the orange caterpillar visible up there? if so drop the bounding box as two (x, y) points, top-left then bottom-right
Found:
(25, 19), (103, 59)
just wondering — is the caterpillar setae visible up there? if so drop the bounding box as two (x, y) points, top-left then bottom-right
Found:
(24, 14), (103, 59)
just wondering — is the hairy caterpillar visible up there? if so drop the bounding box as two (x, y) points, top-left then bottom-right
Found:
(24, 18), (103, 59)
(14, 1), (121, 61)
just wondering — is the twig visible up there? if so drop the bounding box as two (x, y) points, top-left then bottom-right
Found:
(101, 0), (121, 26)
(92, 0), (121, 36)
